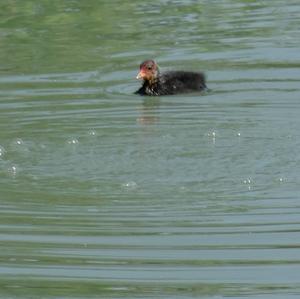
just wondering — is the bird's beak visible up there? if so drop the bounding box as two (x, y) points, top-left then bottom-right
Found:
(136, 70), (145, 79)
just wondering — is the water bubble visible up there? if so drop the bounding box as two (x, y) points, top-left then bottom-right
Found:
(122, 181), (137, 189)
(0, 146), (5, 157)
(206, 131), (216, 137)
(237, 132), (241, 137)
(206, 131), (217, 144)
(11, 138), (29, 153)
(243, 178), (252, 184)
(8, 165), (18, 177)
(242, 178), (253, 190)
(88, 130), (97, 136)
(15, 138), (24, 145)
(67, 138), (79, 145)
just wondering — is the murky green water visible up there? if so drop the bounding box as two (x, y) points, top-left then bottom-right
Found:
(1, 0), (300, 298)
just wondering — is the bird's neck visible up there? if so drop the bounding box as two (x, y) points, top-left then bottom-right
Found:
(145, 70), (160, 86)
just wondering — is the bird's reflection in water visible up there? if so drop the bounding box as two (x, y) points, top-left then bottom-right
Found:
(136, 98), (161, 125)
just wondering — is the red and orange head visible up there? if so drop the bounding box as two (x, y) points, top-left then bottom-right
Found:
(136, 60), (159, 82)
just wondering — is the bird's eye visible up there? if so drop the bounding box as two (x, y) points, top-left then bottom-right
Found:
(147, 65), (152, 70)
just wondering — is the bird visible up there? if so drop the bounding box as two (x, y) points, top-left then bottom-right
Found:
(135, 59), (207, 96)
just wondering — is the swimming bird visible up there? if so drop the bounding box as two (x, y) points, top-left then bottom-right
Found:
(135, 59), (207, 96)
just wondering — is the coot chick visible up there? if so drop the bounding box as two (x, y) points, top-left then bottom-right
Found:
(135, 60), (207, 96)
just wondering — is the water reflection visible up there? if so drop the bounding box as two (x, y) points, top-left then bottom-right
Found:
(137, 98), (161, 125)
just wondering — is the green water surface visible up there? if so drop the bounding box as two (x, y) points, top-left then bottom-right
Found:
(1, 1), (300, 298)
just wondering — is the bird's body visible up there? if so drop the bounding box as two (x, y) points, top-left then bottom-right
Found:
(135, 60), (207, 96)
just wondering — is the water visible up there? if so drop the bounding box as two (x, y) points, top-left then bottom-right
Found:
(1, 0), (300, 298)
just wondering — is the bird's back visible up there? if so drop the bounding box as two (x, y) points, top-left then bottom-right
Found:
(160, 71), (206, 94)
